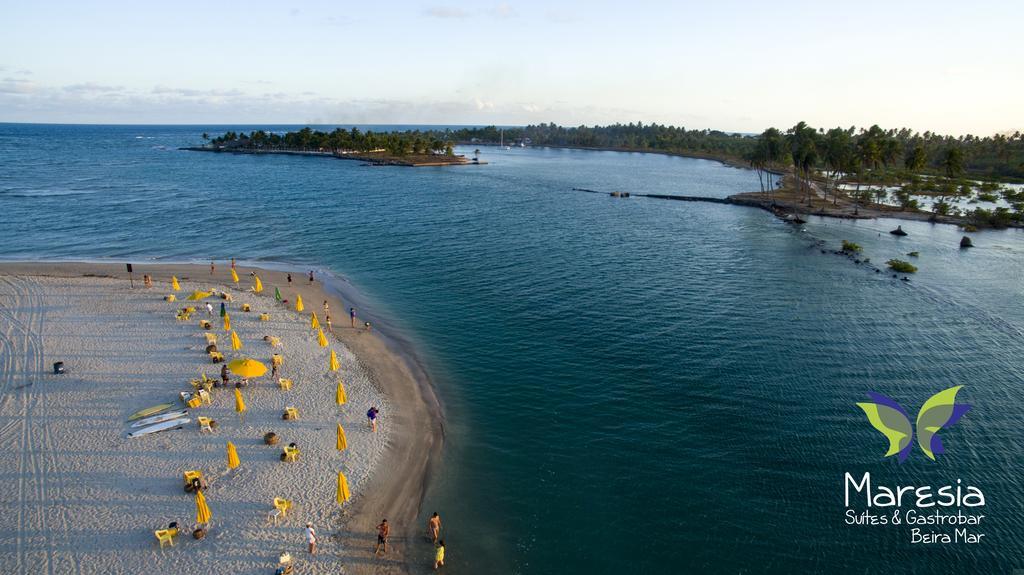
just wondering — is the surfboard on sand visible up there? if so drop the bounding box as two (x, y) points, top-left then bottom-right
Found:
(130, 410), (189, 428)
(127, 418), (191, 439)
(127, 403), (175, 421)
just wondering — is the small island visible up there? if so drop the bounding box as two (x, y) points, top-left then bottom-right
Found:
(182, 127), (484, 167)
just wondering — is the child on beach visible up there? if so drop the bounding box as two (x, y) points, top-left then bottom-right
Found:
(367, 407), (379, 432)
(428, 512), (442, 543)
(305, 523), (317, 554)
(374, 519), (389, 556)
(434, 540), (445, 569)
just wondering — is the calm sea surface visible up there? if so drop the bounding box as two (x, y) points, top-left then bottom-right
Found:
(2, 124), (1023, 573)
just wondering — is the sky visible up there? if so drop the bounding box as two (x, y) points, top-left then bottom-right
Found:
(1, 0), (1022, 135)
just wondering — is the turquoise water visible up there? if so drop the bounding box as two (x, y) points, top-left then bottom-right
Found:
(2, 124), (1023, 573)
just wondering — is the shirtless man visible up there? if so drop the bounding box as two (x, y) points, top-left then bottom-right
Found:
(374, 519), (390, 556)
(427, 512), (441, 543)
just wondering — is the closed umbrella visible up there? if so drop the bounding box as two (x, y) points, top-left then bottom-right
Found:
(228, 358), (267, 378)
(329, 349), (340, 372)
(274, 287), (282, 302)
(337, 471), (351, 504)
(171, 276), (181, 291)
(223, 313), (231, 332)
(219, 302), (226, 317)
(253, 275), (263, 294)
(317, 328), (328, 348)
(195, 489), (212, 524)
(230, 268), (239, 285)
(234, 387), (246, 414)
(227, 442), (240, 469)
(336, 423), (347, 451)
(311, 313), (320, 330)
(295, 295), (304, 312)
(230, 330), (242, 351)
(336, 379), (347, 405)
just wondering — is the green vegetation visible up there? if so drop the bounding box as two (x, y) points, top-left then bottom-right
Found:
(841, 240), (862, 253)
(887, 259), (918, 273)
(208, 127), (455, 157)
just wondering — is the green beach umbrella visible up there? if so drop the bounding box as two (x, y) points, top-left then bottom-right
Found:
(275, 287), (282, 302)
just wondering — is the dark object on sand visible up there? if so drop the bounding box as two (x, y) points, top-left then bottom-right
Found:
(193, 528), (207, 540)
(264, 432), (279, 445)
(890, 225), (908, 236)
(205, 344), (218, 354)
(53, 361), (65, 374)
(960, 236), (973, 248)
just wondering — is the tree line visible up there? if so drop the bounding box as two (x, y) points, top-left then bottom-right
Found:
(205, 127), (455, 157)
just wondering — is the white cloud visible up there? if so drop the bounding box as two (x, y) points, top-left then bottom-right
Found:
(423, 6), (471, 18)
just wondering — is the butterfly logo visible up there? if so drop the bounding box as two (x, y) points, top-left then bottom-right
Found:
(856, 386), (971, 462)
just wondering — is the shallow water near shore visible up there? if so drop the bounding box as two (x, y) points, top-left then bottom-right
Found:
(2, 124), (1024, 573)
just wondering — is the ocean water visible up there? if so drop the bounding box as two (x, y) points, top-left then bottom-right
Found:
(2, 124), (1023, 574)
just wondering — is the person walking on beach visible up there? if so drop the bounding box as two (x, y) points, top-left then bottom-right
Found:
(305, 522), (317, 554)
(308, 270), (314, 284)
(434, 540), (445, 570)
(287, 273), (292, 286)
(220, 363), (229, 387)
(230, 258), (236, 269)
(374, 519), (389, 556)
(427, 512), (441, 543)
(210, 260), (215, 275)
(349, 307), (356, 328)
(367, 406), (379, 432)
(325, 314), (333, 334)
(323, 300), (329, 315)
(206, 302), (214, 316)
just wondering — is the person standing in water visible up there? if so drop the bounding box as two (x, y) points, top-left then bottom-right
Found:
(427, 512), (441, 543)
(308, 270), (314, 284)
(349, 307), (356, 328)
(434, 540), (445, 570)
(374, 519), (389, 556)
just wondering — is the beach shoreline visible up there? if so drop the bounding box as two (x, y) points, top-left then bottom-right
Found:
(0, 260), (444, 574)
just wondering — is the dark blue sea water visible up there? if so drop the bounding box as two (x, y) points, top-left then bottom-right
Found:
(2, 124), (1023, 574)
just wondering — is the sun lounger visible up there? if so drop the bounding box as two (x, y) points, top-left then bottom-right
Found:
(199, 319), (211, 330)
(282, 446), (300, 462)
(242, 303), (251, 312)
(197, 389), (211, 405)
(183, 470), (205, 492)
(260, 313), (270, 321)
(283, 407), (298, 420)
(203, 333), (218, 345)
(209, 351), (224, 363)
(197, 417), (214, 433)
(272, 354), (283, 367)
(277, 378), (293, 391)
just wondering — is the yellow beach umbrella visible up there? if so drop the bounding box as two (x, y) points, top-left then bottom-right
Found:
(335, 379), (347, 405)
(195, 489), (212, 524)
(253, 275), (263, 293)
(317, 328), (328, 348)
(329, 349), (340, 372)
(295, 295), (304, 312)
(230, 268), (239, 285)
(234, 387), (246, 414)
(227, 442), (240, 469)
(336, 423), (348, 451)
(337, 471), (351, 504)
(223, 313), (231, 332)
(230, 330), (242, 351)
(228, 358), (267, 378)
(311, 312), (320, 330)
(187, 290), (212, 301)
(171, 276), (181, 291)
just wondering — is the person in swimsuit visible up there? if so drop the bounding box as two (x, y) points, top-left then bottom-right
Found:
(210, 260), (215, 275)
(323, 300), (329, 314)
(349, 307), (356, 328)
(326, 314), (333, 334)
(374, 519), (389, 556)
(287, 273), (292, 285)
(434, 540), (445, 569)
(427, 512), (441, 543)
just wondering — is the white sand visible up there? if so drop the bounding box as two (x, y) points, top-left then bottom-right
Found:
(0, 273), (389, 574)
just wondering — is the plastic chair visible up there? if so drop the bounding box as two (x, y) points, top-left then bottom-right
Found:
(197, 417), (213, 433)
(155, 528), (178, 548)
(284, 407), (298, 420)
(259, 313), (270, 321)
(268, 497), (292, 524)
(183, 470), (202, 490)
(204, 333), (218, 345)
(278, 378), (293, 391)
(283, 446), (300, 462)
(198, 389), (211, 405)
(272, 354), (283, 367)
(209, 351), (224, 363)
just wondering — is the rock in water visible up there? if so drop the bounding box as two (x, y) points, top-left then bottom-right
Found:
(890, 225), (908, 236)
(960, 236), (973, 248)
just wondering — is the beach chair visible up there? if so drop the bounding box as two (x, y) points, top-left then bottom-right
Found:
(268, 497), (292, 525)
(259, 313), (270, 321)
(272, 354), (283, 367)
(165, 295), (176, 302)
(242, 303), (251, 312)
(283, 446), (300, 462)
(154, 527), (178, 549)
(209, 351), (224, 363)
(283, 407), (299, 420)
(203, 333), (218, 345)
(268, 336), (281, 347)
(198, 389), (211, 405)
(183, 470), (204, 492)
(199, 319), (211, 330)
(197, 417), (214, 434)
(187, 397), (202, 409)
(277, 378), (293, 391)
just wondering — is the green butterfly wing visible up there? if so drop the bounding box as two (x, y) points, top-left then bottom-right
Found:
(856, 401), (913, 459)
(915, 385), (969, 461)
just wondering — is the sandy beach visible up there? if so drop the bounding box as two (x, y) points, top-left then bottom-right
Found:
(0, 262), (443, 574)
